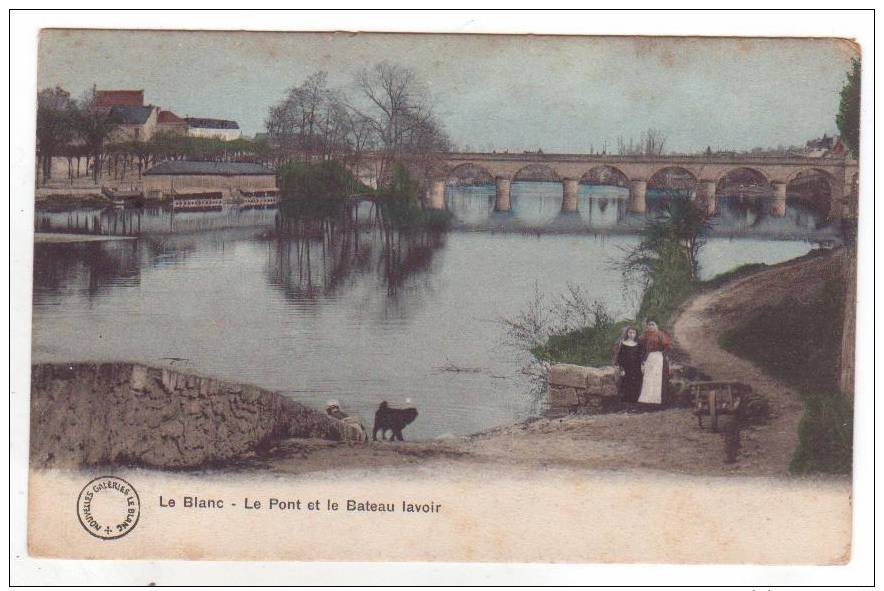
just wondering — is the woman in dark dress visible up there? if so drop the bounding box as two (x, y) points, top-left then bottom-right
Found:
(614, 326), (644, 404)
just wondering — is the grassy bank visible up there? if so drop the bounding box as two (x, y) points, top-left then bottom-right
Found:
(530, 264), (771, 368)
(530, 320), (632, 367)
(529, 198), (712, 367)
(719, 274), (852, 474)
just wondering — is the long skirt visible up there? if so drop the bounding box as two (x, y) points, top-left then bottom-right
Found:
(638, 351), (664, 405)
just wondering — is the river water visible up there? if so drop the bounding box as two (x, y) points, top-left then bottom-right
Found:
(32, 183), (838, 439)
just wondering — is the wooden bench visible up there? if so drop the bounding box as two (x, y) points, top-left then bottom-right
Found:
(690, 381), (753, 432)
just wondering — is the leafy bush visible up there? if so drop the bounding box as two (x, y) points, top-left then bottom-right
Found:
(790, 392), (853, 474)
(503, 284), (625, 368)
(377, 164), (452, 231)
(531, 320), (632, 367)
(277, 160), (367, 220)
(622, 195), (712, 326)
(278, 160), (364, 201)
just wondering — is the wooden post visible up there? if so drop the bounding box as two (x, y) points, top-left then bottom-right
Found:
(709, 390), (719, 432)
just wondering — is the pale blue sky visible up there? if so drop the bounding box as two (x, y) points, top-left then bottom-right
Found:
(38, 30), (858, 153)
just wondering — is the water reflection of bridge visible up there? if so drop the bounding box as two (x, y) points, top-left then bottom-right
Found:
(442, 189), (837, 241)
(423, 152), (858, 219)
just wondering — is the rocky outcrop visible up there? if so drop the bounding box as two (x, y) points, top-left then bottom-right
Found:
(30, 362), (351, 469)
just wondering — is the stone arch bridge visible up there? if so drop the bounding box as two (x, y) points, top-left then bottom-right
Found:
(423, 152), (858, 219)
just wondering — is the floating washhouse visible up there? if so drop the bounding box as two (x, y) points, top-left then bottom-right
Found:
(169, 191), (224, 211)
(142, 161), (279, 209)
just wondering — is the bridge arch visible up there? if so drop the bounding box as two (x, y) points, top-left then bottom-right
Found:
(444, 162), (496, 185)
(512, 163), (562, 183)
(784, 167), (835, 217)
(647, 166), (698, 193)
(715, 166), (771, 187)
(579, 165), (630, 187)
(785, 166), (836, 185)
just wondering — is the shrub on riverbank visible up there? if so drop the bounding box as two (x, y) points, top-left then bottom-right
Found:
(623, 196), (712, 327)
(278, 160), (452, 230)
(277, 160), (369, 221)
(502, 285), (626, 372)
(528, 264), (750, 369)
(518, 197), (713, 369)
(279, 160), (365, 201)
(719, 277), (852, 474)
(530, 320), (632, 367)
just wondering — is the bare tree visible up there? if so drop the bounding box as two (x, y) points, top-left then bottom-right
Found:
(353, 61), (449, 186)
(74, 88), (119, 183)
(36, 86), (75, 184)
(266, 71), (378, 167)
(266, 71), (336, 162)
(265, 63), (449, 189)
(617, 128), (667, 156)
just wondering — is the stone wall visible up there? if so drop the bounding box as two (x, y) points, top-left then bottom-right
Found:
(546, 363), (697, 415)
(546, 364), (620, 415)
(30, 363), (351, 470)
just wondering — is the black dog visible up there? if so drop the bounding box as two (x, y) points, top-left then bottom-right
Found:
(372, 401), (418, 441)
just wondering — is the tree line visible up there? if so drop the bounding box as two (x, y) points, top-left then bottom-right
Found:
(37, 61), (450, 190)
(36, 86), (271, 186)
(36, 86), (117, 184)
(264, 62), (450, 189)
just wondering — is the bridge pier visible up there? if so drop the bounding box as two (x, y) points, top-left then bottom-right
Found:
(425, 179), (446, 210)
(562, 178), (579, 213)
(495, 177), (512, 212)
(628, 180), (647, 214)
(770, 182), (787, 217)
(696, 180), (717, 215)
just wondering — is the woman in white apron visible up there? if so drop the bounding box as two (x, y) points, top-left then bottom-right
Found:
(638, 321), (671, 406)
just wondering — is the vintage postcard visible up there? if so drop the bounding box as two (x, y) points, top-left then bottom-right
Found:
(21, 27), (862, 566)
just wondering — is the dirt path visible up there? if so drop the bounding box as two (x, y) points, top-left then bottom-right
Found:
(671, 249), (845, 475)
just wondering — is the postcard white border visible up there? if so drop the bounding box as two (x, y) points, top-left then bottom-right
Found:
(7, 7), (876, 586)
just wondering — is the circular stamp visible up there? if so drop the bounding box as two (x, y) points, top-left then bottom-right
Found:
(76, 476), (140, 540)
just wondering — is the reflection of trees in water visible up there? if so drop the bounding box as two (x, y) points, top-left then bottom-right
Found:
(140, 235), (199, 267)
(266, 210), (446, 308)
(33, 241), (141, 302)
(35, 206), (278, 236)
(717, 195), (767, 229)
(714, 195), (827, 233)
(35, 209), (142, 236)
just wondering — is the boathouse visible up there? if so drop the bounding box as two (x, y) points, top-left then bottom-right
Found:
(142, 161), (277, 203)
